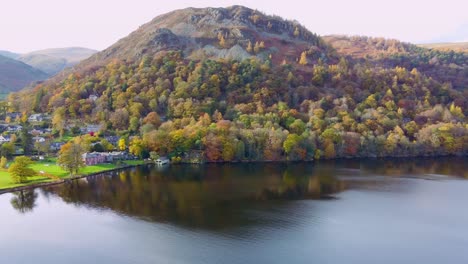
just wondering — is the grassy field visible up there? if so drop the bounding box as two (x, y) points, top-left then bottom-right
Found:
(0, 159), (145, 190)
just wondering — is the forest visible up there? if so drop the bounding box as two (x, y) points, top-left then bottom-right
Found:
(7, 46), (466, 163)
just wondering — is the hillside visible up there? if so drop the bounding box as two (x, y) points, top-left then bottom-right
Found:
(18, 47), (97, 75)
(418, 42), (468, 53)
(9, 6), (468, 161)
(0, 54), (48, 93)
(323, 35), (468, 90)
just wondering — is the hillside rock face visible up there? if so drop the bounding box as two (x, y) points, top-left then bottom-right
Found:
(83, 6), (327, 67)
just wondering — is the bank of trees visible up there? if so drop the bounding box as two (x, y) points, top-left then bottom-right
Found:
(9, 51), (468, 162)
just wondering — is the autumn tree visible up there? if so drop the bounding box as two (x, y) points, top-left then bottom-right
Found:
(129, 136), (147, 158)
(143, 112), (162, 128)
(58, 142), (85, 176)
(118, 138), (127, 151)
(218, 33), (226, 48)
(52, 106), (66, 138)
(8, 156), (36, 184)
(0, 156), (7, 169)
(299, 52), (308, 65)
(294, 27), (300, 37)
(254, 42), (261, 53)
(110, 108), (130, 130)
(283, 133), (301, 160)
(246, 41), (253, 53)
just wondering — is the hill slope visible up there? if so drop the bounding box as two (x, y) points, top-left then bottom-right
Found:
(10, 6), (467, 161)
(0, 55), (48, 93)
(418, 42), (468, 53)
(323, 35), (468, 90)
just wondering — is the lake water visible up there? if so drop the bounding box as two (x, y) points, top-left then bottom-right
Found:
(0, 157), (467, 264)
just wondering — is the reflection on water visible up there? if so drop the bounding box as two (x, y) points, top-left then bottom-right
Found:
(42, 163), (345, 230)
(36, 157), (466, 230)
(10, 190), (37, 214)
(1, 157), (468, 264)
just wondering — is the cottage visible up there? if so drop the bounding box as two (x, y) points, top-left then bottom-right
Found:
(31, 128), (47, 135)
(103, 151), (127, 162)
(82, 151), (128, 165)
(89, 95), (98, 101)
(33, 136), (46, 143)
(82, 152), (106, 166)
(50, 142), (65, 151)
(7, 125), (22, 132)
(6, 112), (21, 120)
(81, 124), (102, 134)
(104, 136), (120, 145)
(0, 135), (11, 143)
(28, 114), (44, 122)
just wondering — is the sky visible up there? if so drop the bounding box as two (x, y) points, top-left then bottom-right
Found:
(1, 0), (467, 53)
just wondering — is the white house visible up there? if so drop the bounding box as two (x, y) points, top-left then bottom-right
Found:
(33, 136), (46, 143)
(7, 125), (22, 132)
(80, 124), (102, 134)
(89, 95), (98, 101)
(0, 135), (11, 143)
(28, 114), (44, 122)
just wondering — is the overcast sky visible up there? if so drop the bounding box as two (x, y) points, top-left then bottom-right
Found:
(2, 0), (467, 53)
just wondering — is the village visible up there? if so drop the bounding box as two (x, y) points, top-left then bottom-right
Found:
(0, 112), (132, 160)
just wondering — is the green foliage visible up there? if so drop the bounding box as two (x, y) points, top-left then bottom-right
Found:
(0, 156), (7, 169)
(0, 143), (15, 157)
(8, 156), (36, 184)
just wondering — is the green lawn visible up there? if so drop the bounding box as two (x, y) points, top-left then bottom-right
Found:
(0, 170), (53, 189)
(0, 159), (144, 190)
(122, 160), (145, 166)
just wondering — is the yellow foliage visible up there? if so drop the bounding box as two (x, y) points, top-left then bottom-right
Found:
(299, 52), (308, 65)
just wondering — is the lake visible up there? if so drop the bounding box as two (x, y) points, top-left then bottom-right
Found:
(0, 157), (467, 264)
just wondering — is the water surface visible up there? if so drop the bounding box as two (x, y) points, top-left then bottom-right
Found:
(1, 158), (467, 264)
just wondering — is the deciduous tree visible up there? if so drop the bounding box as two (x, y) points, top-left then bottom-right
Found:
(8, 156), (36, 183)
(58, 142), (85, 176)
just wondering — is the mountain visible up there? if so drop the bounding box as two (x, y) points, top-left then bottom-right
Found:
(0, 54), (48, 93)
(77, 6), (328, 69)
(10, 6), (467, 160)
(18, 47), (97, 75)
(418, 42), (468, 53)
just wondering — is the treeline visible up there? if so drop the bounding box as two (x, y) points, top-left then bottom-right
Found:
(324, 35), (468, 90)
(9, 51), (468, 161)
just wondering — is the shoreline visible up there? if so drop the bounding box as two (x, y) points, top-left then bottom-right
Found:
(1, 155), (466, 195)
(0, 162), (147, 195)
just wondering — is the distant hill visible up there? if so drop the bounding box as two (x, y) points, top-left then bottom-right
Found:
(0, 54), (48, 93)
(18, 47), (97, 75)
(0, 50), (20, 59)
(418, 42), (468, 53)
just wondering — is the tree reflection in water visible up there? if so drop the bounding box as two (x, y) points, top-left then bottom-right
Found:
(10, 190), (38, 214)
(41, 157), (467, 230)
